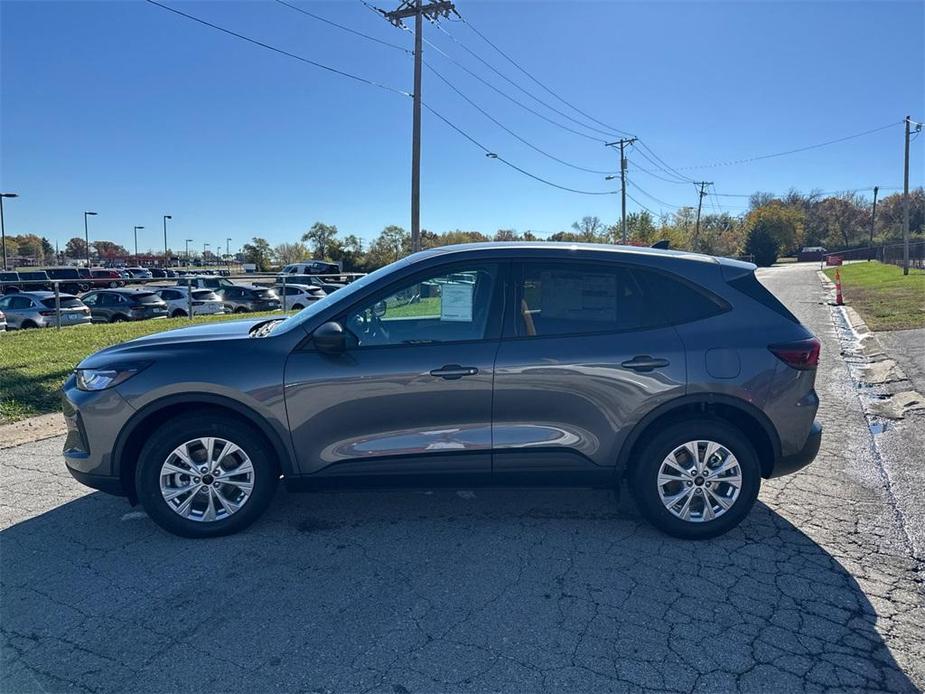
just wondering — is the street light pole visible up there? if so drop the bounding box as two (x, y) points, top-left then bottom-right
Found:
(1, 193), (19, 271)
(163, 215), (172, 267)
(185, 238), (193, 265)
(133, 226), (145, 264)
(83, 211), (97, 267)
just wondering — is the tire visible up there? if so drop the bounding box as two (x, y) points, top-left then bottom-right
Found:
(135, 413), (279, 538)
(110, 314), (125, 323)
(630, 418), (760, 540)
(109, 281), (119, 288)
(234, 306), (247, 314)
(171, 309), (186, 318)
(21, 320), (38, 329)
(291, 304), (304, 311)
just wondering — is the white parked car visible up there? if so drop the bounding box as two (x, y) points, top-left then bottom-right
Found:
(274, 283), (326, 310)
(155, 287), (226, 318)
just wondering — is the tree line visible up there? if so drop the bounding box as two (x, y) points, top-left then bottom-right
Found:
(241, 187), (924, 270)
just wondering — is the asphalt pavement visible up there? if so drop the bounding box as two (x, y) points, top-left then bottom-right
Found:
(1, 262), (923, 693)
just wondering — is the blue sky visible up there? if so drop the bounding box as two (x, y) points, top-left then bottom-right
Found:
(2, 0), (923, 253)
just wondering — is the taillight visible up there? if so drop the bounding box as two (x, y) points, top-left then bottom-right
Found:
(39, 310), (55, 317)
(769, 337), (820, 370)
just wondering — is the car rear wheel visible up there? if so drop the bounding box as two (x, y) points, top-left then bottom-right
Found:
(630, 419), (760, 540)
(110, 315), (125, 323)
(171, 309), (186, 318)
(136, 414), (278, 538)
(291, 303), (304, 311)
(109, 281), (119, 288)
(21, 320), (38, 329)
(234, 306), (247, 314)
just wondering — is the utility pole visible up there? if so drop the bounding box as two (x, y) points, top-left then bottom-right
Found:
(381, 0), (457, 254)
(163, 215), (172, 267)
(692, 181), (712, 251)
(902, 116), (922, 275)
(869, 186), (879, 248)
(604, 137), (637, 244)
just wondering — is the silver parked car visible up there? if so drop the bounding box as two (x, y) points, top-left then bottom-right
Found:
(274, 283), (325, 310)
(0, 291), (91, 329)
(63, 243), (821, 539)
(155, 287), (225, 318)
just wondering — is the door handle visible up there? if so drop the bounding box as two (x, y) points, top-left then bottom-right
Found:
(620, 355), (670, 372)
(430, 364), (479, 380)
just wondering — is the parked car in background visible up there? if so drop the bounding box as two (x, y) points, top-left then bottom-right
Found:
(89, 269), (125, 288)
(1, 271), (22, 294)
(164, 269), (178, 278)
(16, 270), (52, 291)
(125, 267), (153, 280)
(177, 276), (237, 291)
(0, 309), (6, 332)
(149, 268), (168, 279)
(45, 267), (91, 295)
(80, 288), (169, 323)
(280, 260), (342, 279)
(273, 283), (325, 310)
(62, 242), (822, 539)
(216, 284), (280, 313)
(798, 246), (827, 262)
(276, 273), (344, 295)
(155, 287), (226, 317)
(0, 291), (91, 329)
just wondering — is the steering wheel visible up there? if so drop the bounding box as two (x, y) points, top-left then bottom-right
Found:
(347, 307), (389, 345)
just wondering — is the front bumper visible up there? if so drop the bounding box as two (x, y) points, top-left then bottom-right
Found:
(769, 420), (822, 478)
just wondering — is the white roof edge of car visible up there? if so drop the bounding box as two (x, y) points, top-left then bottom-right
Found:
(416, 241), (718, 262)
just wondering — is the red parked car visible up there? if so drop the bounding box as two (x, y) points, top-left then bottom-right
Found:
(89, 269), (126, 288)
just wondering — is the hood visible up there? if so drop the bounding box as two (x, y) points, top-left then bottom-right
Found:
(77, 318), (267, 368)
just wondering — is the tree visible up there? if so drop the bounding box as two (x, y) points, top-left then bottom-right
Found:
(275, 242), (309, 265)
(744, 202), (804, 256)
(494, 228), (520, 242)
(337, 235), (365, 272)
(242, 237), (274, 271)
(13, 234), (45, 262)
(65, 237), (87, 259)
(302, 222), (338, 259)
(366, 225), (409, 268)
(744, 223), (779, 267)
(41, 237), (54, 259)
(94, 240), (129, 259)
(571, 216), (605, 242)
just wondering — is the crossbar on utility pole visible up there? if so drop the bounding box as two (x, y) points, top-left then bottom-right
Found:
(381, 0), (457, 254)
(605, 138), (637, 244)
(692, 182), (712, 252)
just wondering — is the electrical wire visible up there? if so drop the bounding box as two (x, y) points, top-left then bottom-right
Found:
(144, 0), (410, 96)
(456, 16), (635, 138)
(677, 121), (903, 170)
(272, 0), (410, 53)
(627, 180), (686, 209)
(627, 157), (692, 185)
(432, 21), (618, 140)
(422, 104), (618, 195)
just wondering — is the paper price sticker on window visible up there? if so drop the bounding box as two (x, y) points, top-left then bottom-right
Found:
(440, 283), (474, 322)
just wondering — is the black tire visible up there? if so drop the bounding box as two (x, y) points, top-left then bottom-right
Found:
(20, 320), (38, 329)
(171, 309), (186, 318)
(110, 314), (125, 323)
(135, 413), (279, 538)
(291, 304), (304, 311)
(630, 418), (760, 540)
(234, 306), (247, 314)
(109, 281), (119, 288)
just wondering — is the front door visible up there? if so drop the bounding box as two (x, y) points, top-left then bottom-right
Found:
(492, 260), (687, 483)
(284, 261), (504, 485)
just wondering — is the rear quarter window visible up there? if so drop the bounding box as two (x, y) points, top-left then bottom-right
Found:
(726, 273), (800, 323)
(632, 268), (729, 326)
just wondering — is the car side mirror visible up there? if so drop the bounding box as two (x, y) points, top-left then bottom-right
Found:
(313, 321), (346, 354)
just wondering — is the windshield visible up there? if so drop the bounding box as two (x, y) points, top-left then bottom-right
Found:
(273, 256), (414, 335)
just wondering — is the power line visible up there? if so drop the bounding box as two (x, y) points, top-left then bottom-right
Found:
(635, 140), (697, 183)
(144, 0), (410, 96)
(272, 0), (410, 53)
(422, 104), (618, 195)
(627, 180), (686, 209)
(456, 16), (635, 138)
(432, 21), (617, 140)
(677, 121), (904, 170)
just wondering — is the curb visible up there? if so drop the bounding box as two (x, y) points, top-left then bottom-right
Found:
(0, 413), (67, 450)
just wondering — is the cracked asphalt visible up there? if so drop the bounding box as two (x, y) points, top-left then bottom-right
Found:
(2, 262), (923, 693)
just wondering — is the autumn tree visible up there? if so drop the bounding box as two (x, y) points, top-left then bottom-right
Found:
(242, 237), (274, 271)
(302, 222), (339, 259)
(65, 237), (87, 259)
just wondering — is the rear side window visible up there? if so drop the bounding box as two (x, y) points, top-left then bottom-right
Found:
(134, 292), (162, 305)
(42, 297), (83, 309)
(192, 290), (218, 300)
(515, 262), (659, 337)
(632, 268), (728, 325)
(727, 273), (799, 323)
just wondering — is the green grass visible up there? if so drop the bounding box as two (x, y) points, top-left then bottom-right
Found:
(386, 296), (441, 318)
(824, 261), (925, 331)
(0, 311), (285, 424)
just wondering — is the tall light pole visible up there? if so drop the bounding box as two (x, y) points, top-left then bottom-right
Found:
(226, 237), (231, 258)
(203, 242), (210, 263)
(1, 193), (19, 271)
(83, 211), (98, 267)
(185, 238), (193, 265)
(133, 226), (145, 264)
(163, 215), (172, 267)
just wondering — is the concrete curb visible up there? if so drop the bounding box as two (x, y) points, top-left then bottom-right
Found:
(0, 413), (67, 450)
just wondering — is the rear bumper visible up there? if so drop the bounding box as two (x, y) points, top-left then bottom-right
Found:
(768, 420), (822, 478)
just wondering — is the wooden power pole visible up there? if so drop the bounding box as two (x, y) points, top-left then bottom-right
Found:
(692, 181), (712, 252)
(382, 0), (457, 254)
(605, 137), (637, 244)
(870, 186), (879, 248)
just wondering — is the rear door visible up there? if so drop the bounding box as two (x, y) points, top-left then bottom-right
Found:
(491, 259), (686, 483)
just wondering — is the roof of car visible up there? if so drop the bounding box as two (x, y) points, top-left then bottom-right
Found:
(416, 241), (719, 263)
(92, 287), (158, 294)
(8, 291), (73, 299)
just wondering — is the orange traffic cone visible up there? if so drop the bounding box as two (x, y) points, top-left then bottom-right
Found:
(835, 269), (843, 306)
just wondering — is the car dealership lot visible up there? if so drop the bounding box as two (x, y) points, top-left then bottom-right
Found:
(1, 263), (923, 693)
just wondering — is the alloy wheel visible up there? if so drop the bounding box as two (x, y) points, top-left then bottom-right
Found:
(656, 440), (742, 523)
(159, 437), (255, 522)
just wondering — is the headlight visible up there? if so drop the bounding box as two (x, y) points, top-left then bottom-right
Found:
(75, 366), (144, 391)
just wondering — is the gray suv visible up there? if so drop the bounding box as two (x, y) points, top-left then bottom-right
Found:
(62, 243), (821, 539)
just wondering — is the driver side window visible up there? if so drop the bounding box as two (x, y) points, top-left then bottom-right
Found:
(343, 263), (500, 348)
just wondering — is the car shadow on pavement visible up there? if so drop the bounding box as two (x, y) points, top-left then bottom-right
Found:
(1, 487), (919, 693)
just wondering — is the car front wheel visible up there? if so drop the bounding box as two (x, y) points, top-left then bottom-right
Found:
(135, 414), (279, 538)
(630, 419), (760, 540)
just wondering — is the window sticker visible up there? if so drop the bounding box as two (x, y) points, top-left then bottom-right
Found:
(440, 282), (474, 322)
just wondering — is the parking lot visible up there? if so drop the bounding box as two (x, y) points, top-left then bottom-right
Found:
(1, 263), (923, 693)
